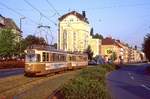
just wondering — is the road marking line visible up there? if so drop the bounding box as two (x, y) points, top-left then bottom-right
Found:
(128, 72), (131, 76)
(130, 76), (134, 80)
(141, 84), (150, 91)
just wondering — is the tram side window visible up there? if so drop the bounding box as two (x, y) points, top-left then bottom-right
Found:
(49, 53), (53, 62)
(62, 55), (66, 61)
(53, 53), (59, 62)
(47, 53), (49, 61)
(76, 56), (80, 62)
(72, 56), (76, 61)
(43, 52), (46, 62)
(58, 54), (61, 61)
(84, 56), (87, 61)
(69, 56), (72, 61)
(36, 54), (41, 62)
(42, 52), (49, 62)
(59, 54), (66, 61)
(80, 56), (83, 62)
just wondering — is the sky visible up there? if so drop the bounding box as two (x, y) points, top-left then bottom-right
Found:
(0, 0), (150, 48)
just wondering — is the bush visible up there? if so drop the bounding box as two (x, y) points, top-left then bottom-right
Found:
(0, 60), (25, 69)
(61, 65), (115, 99)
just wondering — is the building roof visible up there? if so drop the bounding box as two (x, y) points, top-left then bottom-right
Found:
(0, 15), (20, 32)
(0, 14), (5, 26)
(102, 37), (115, 45)
(4, 18), (20, 31)
(102, 37), (123, 48)
(58, 11), (89, 24)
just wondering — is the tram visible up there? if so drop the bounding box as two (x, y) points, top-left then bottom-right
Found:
(24, 45), (88, 76)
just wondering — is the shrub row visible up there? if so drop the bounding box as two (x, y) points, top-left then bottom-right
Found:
(61, 64), (115, 99)
(0, 60), (25, 69)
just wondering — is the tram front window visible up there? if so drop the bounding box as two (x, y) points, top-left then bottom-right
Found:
(25, 54), (36, 62)
(26, 54), (41, 62)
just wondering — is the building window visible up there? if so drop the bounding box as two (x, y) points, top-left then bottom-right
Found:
(63, 30), (67, 49)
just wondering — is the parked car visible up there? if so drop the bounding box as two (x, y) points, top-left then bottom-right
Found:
(88, 60), (97, 65)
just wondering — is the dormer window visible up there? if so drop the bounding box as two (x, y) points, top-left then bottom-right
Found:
(70, 18), (73, 22)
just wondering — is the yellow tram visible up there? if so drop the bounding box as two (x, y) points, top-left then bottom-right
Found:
(24, 45), (88, 76)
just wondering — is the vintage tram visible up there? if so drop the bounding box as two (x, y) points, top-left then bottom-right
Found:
(24, 45), (88, 76)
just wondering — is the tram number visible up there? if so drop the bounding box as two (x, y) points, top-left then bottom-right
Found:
(53, 63), (64, 68)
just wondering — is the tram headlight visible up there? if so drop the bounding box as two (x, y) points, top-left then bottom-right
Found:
(27, 67), (31, 70)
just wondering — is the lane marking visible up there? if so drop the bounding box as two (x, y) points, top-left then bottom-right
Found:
(130, 76), (134, 80)
(141, 84), (150, 91)
(128, 72), (134, 80)
(128, 72), (131, 76)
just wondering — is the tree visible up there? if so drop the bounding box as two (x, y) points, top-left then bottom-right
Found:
(84, 45), (93, 61)
(15, 39), (28, 57)
(0, 29), (17, 58)
(53, 43), (57, 49)
(134, 45), (137, 50)
(90, 28), (94, 36)
(92, 33), (103, 39)
(143, 33), (150, 61)
(15, 35), (48, 58)
(110, 52), (117, 62)
(24, 35), (48, 47)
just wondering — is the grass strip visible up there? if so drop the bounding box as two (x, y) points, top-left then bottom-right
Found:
(61, 64), (116, 99)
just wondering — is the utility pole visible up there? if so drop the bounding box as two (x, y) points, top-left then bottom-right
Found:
(19, 17), (26, 37)
(19, 17), (26, 58)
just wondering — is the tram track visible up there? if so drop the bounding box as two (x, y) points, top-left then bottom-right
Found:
(0, 70), (81, 98)
(0, 76), (44, 94)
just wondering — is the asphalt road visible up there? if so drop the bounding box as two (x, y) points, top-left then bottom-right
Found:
(107, 63), (150, 99)
(0, 68), (24, 78)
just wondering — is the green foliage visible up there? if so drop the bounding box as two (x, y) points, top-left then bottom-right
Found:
(0, 31), (48, 58)
(61, 65), (115, 99)
(0, 29), (17, 57)
(110, 52), (117, 62)
(143, 33), (150, 61)
(84, 45), (93, 61)
(90, 27), (94, 36)
(15, 39), (28, 57)
(92, 33), (103, 39)
(24, 35), (48, 47)
(90, 28), (103, 40)
(16, 35), (48, 57)
(53, 43), (57, 49)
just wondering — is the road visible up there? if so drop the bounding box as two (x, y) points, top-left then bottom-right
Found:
(0, 68), (24, 78)
(107, 63), (150, 99)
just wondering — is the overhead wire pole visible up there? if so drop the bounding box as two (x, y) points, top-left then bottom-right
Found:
(45, 0), (61, 48)
(24, 0), (57, 26)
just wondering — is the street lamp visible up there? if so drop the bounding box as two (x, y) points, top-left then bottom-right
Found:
(19, 17), (26, 58)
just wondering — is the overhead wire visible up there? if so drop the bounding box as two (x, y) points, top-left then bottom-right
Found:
(0, 1), (53, 42)
(0, 1), (39, 25)
(46, 0), (60, 16)
(24, 0), (57, 26)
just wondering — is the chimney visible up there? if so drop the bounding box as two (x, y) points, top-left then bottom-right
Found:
(82, 11), (86, 18)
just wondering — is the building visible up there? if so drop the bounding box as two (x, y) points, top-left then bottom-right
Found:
(0, 14), (21, 42)
(101, 37), (145, 63)
(101, 37), (122, 63)
(88, 36), (101, 56)
(58, 11), (101, 56)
